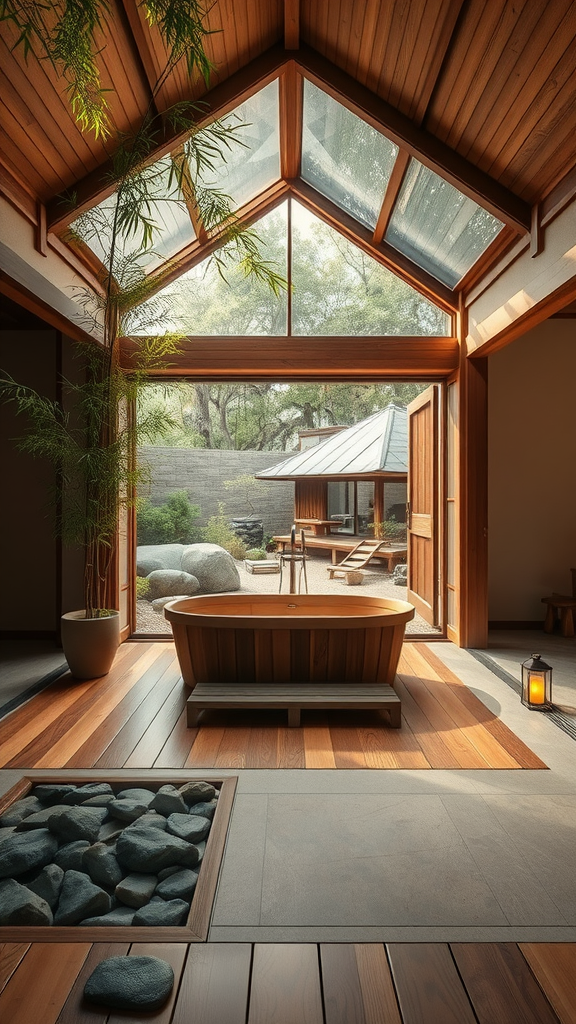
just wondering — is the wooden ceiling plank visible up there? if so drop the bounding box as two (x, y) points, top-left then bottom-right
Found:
(294, 45), (531, 231)
(409, 0), (467, 125)
(343, 0), (368, 81)
(279, 64), (303, 179)
(119, 0), (164, 96)
(0, 100), (69, 199)
(433, 0), (533, 153)
(541, 166), (576, 226)
(285, 0), (300, 50)
(372, 150), (411, 245)
(0, 162), (38, 224)
(363, 3), (396, 96)
(377, 0), (423, 111)
(289, 177), (457, 311)
(46, 45), (288, 231)
(424, 0), (486, 136)
(455, 2), (576, 177)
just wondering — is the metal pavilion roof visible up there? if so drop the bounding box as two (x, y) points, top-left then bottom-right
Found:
(256, 404), (407, 480)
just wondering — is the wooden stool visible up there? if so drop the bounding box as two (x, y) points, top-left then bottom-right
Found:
(542, 568), (576, 637)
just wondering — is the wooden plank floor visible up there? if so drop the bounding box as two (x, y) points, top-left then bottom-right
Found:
(0, 642), (546, 770)
(0, 941), (574, 1024)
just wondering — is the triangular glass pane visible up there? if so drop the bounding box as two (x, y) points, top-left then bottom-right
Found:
(385, 159), (504, 287)
(291, 202), (449, 336)
(302, 80), (398, 230)
(129, 203), (288, 336)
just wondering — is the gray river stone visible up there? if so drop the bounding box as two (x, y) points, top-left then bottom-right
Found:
(150, 785), (187, 816)
(80, 906), (136, 926)
(155, 868), (198, 902)
(62, 783), (114, 805)
(125, 812), (167, 831)
(0, 795), (43, 827)
(179, 781), (216, 806)
(115, 788), (156, 806)
(166, 813), (211, 844)
(81, 794), (115, 807)
(133, 898), (189, 927)
(82, 843), (123, 888)
(53, 840), (90, 871)
(188, 800), (217, 821)
(98, 821), (123, 843)
(84, 955), (174, 1011)
(0, 878), (53, 925)
(49, 806), (108, 844)
(116, 825), (199, 873)
(0, 828), (58, 878)
(115, 873), (158, 909)
(54, 869), (111, 925)
(25, 862), (64, 909)
(32, 784), (77, 805)
(14, 805), (71, 831)
(107, 799), (148, 823)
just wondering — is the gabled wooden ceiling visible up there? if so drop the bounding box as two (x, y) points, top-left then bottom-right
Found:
(1, 0), (576, 307)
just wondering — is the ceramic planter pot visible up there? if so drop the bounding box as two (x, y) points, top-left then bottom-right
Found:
(61, 610), (120, 679)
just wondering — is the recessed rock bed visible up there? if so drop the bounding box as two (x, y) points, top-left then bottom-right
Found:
(0, 781), (218, 927)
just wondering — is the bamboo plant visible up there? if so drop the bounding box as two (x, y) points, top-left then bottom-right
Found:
(0, 0), (285, 618)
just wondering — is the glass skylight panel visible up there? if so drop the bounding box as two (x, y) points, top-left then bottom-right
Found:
(190, 80), (280, 215)
(291, 201), (449, 336)
(70, 157), (196, 277)
(302, 81), (398, 230)
(385, 160), (504, 287)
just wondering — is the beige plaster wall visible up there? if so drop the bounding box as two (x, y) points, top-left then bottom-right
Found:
(488, 319), (576, 621)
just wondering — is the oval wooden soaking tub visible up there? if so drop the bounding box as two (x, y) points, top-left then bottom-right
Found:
(164, 594), (414, 696)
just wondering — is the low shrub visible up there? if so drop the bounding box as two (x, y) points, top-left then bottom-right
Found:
(246, 548), (267, 560)
(136, 576), (151, 599)
(203, 503), (248, 560)
(137, 490), (201, 545)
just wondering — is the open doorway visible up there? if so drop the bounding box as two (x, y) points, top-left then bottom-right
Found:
(133, 381), (444, 638)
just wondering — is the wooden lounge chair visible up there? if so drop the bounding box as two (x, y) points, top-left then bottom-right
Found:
(327, 539), (385, 580)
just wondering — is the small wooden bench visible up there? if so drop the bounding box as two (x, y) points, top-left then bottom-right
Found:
(187, 681), (402, 728)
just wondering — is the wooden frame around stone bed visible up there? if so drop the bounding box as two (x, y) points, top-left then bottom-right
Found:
(0, 774), (237, 943)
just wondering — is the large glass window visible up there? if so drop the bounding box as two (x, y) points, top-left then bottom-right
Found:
(327, 481), (374, 536)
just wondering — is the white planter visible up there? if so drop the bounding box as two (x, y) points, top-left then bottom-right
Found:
(61, 610), (120, 680)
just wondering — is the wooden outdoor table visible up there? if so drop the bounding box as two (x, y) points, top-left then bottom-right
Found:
(294, 518), (337, 535)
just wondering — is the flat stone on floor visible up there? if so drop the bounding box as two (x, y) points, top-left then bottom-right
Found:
(83, 956), (174, 1010)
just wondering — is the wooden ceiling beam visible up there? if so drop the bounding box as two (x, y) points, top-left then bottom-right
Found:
(289, 178), (457, 312)
(279, 63), (303, 180)
(284, 0), (300, 50)
(372, 150), (410, 245)
(46, 45), (289, 232)
(294, 45), (531, 233)
(119, 0), (163, 99)
(119, 334), (460, 380)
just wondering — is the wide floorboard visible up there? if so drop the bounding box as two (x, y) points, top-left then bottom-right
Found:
(0, 941), (573, 1024)
(0, 642), (545, 770)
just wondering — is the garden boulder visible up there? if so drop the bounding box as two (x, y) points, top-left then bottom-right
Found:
(181, 543), (240, 593)
(136, 544), (185, 575)
(146, 570), (200, 600)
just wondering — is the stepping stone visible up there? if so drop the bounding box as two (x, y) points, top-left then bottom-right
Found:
(83, 956), (174, 1011)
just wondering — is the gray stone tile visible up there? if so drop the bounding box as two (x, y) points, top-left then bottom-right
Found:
(209, 925), (576, 942)
(441, 795), (568, 925)
(258, 794), (507, 927)
(211, 794), (268, 926)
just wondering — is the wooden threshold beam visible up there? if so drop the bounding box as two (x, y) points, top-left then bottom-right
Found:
(289, 178), (457, 311)
(46, 45), (289, 232)
(119, 334), (459, 380)
(293, 46), (530, 233)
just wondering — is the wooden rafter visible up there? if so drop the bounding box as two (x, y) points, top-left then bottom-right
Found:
(289, 178), (457, 312)
(171, 147), (208, 245)
(293, 45), (531, 233)
(279, 63), (303, 180)
(372, 150), (410, 245)
(284, 0), (300, 50)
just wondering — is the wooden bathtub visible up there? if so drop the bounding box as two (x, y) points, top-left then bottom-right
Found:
(164, 594), (415, 691)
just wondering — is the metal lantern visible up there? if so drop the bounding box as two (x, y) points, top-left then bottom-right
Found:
(521, 654), (553, 710)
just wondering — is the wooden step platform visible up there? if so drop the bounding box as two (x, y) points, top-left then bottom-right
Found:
(187, 680), (402, 728)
